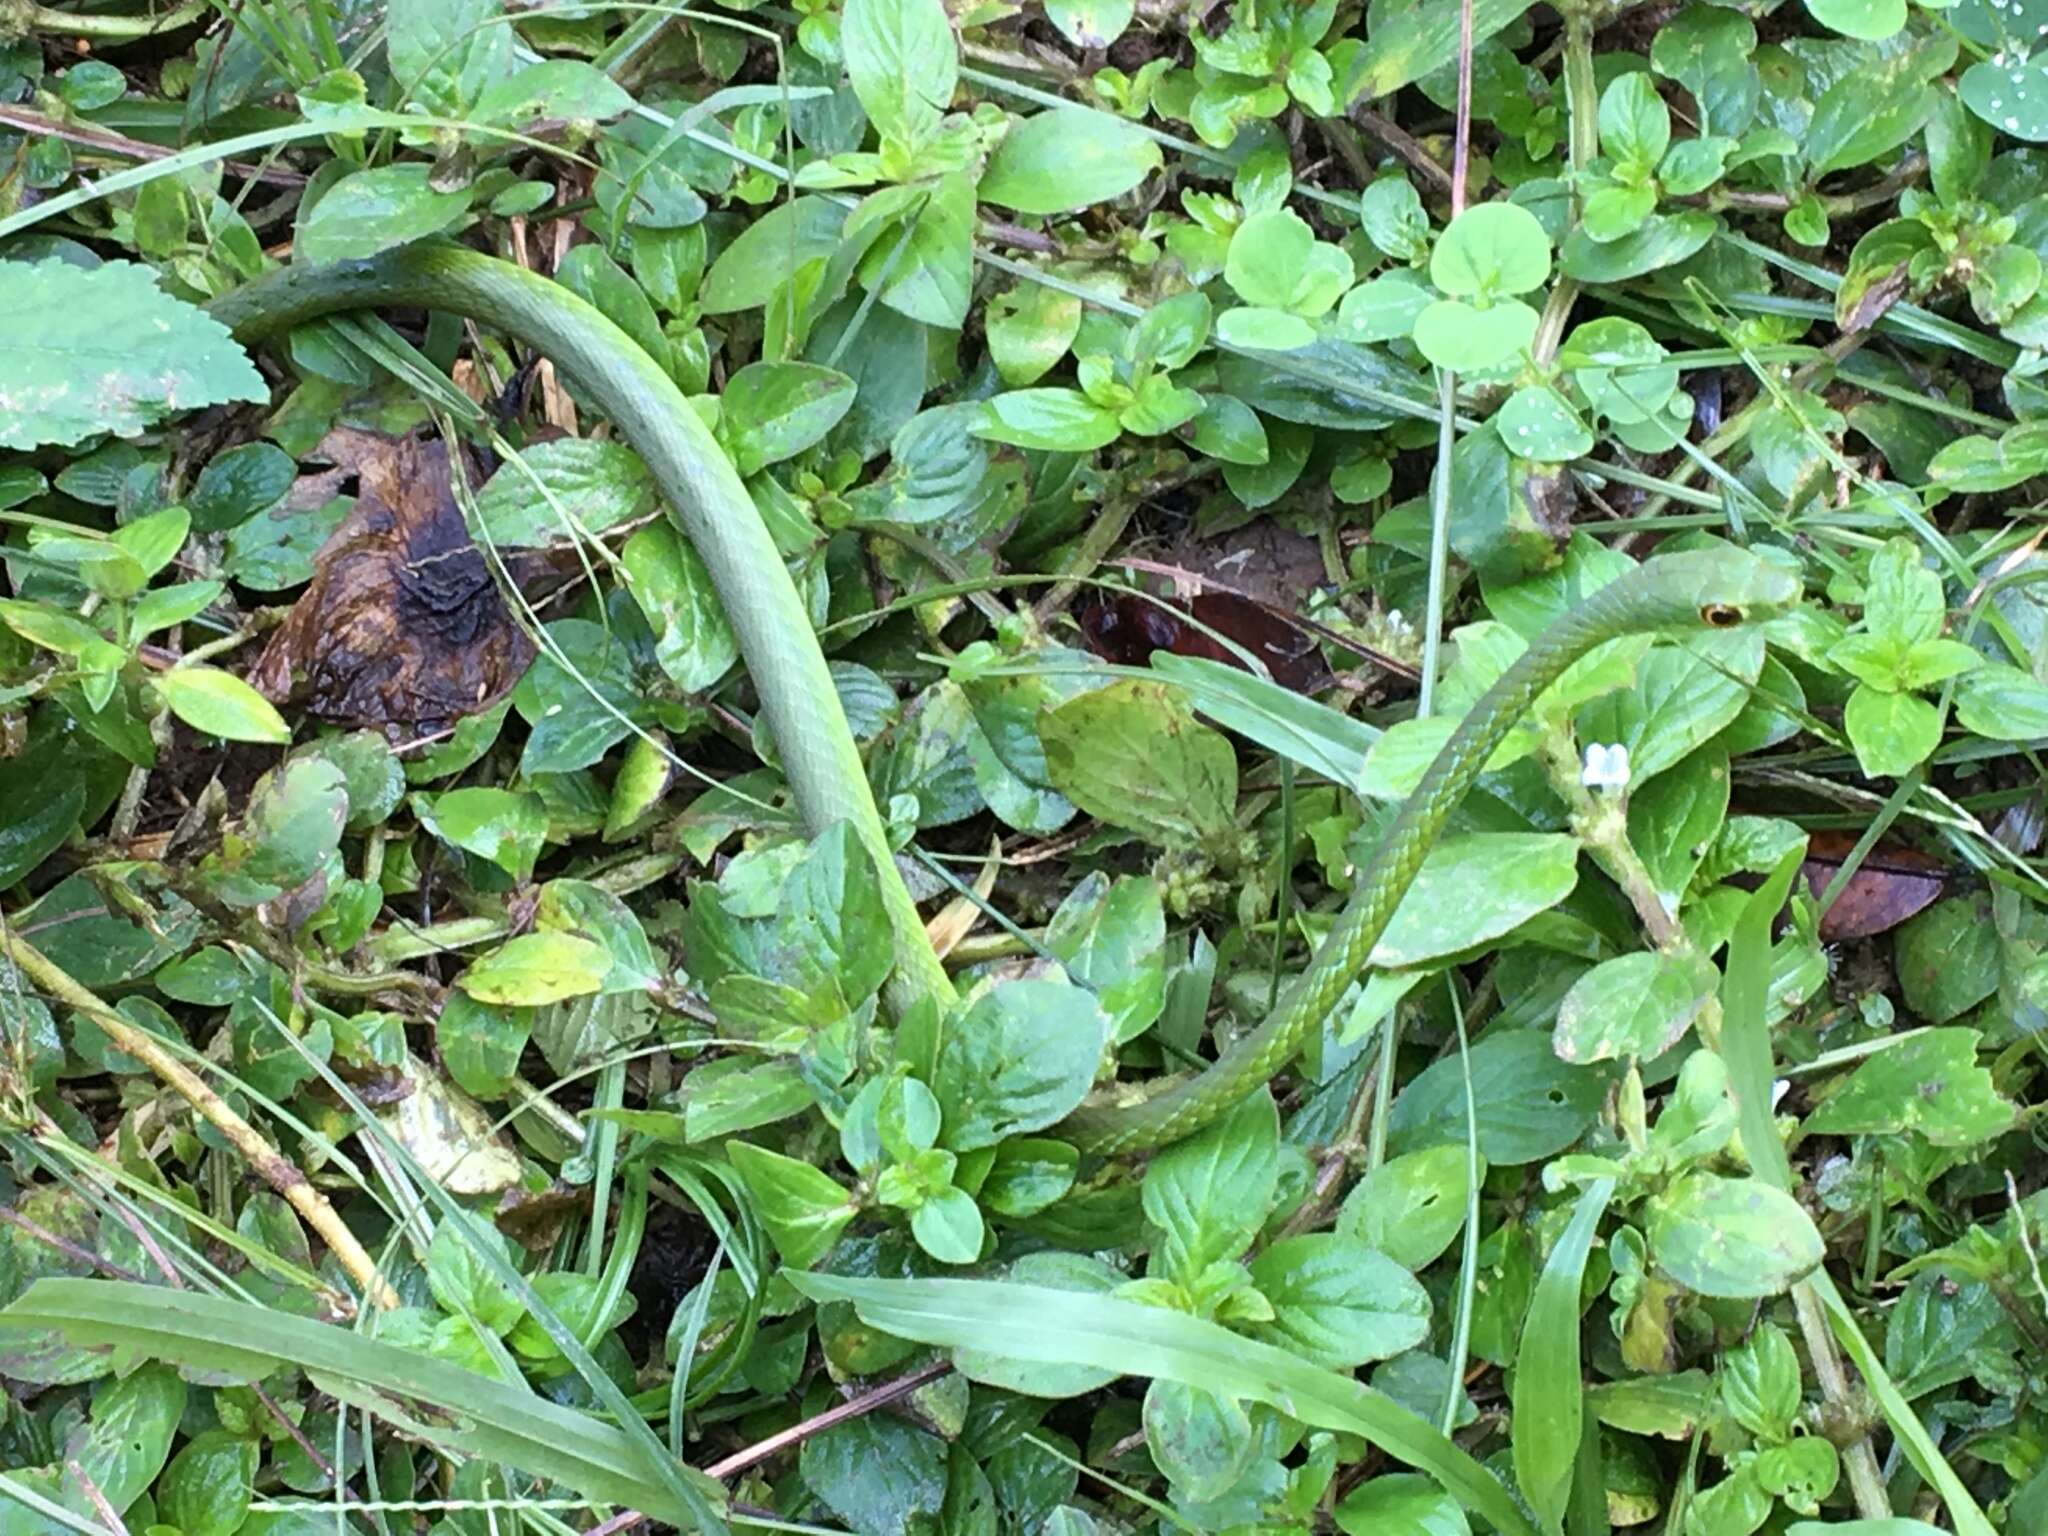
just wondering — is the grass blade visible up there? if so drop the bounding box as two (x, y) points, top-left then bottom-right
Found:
(1513, 1177), (1613, 1532)
(0, 1279), (723, 1527)
(784, 1273), (1541, 1536)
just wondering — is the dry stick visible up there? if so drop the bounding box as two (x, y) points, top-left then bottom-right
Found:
(702, 1360), (953, 1481)
(0, 106), (305, 186)
(1792, 1282), (1891, 1519)
(63, 1460), (130, 1536)
(0, 927), (400, 1312)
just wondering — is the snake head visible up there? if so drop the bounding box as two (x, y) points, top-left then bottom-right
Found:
(1640, 549), (1802, 631)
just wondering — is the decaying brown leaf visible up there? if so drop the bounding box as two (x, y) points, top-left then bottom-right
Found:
(1803, 829), (1953, 942)
(249, 434), (535, 736)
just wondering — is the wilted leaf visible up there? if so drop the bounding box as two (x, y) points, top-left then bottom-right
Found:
(1801, 830), (1951, 942)
(249, 435), (536, 735)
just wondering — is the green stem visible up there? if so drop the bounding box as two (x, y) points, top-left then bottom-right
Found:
(19, 0), (204, 37)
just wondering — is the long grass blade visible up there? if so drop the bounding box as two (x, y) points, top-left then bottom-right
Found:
(785, 1273), (1541, 1536)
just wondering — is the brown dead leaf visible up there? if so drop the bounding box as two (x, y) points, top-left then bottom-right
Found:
(249, 434), (535, 736)
(1804, 829), (1953, 942)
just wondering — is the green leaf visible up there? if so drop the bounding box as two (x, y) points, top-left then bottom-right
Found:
(842, 0), (957, 140)
(931, 980), (1109, 1151)
(475, 438), (659, 547)
(1043, 0), (1132, 46)
(1250, 1234), (1431, 1368)
(1808, 0), (1906, 39)
(1496, 385), (1594, 461)
(1599, 72), (1671, 170)
(1411, 297), (1540, 371)
(1142, 1089), (1279, 1279)
(1844, 684), (1941, 778)
(0, 259), (264, 450)
(473, 59), (633, 128)
(158, 666), (291, 745)
(1225, 210), (1354, 317)
(190, 442), (295, 533)
(435, 991), (530, 1099)
(1335, 1475), (1470, 1536)
(785, 1274), (1543, 1536)
(1513, 1178), (1612, 1528)
(1336, 1144), (1484, 1271)
(1040, 680), (1239, 852)
(1648, 1175), (1824, 1298)
(158, 1430), (256, 1536)
(1374, 832), (1581, 967)
(1804, 1028), (2013, 1146)
(721, 361), (857, 476)
(727, 1142), (856, 1268)
(621, 522), (739, 693)
(1553, 948), (1720, 1064)
(458, 932), (610, 1006)
(1962, 56), (2048, 141)
(1387, 1029), (1607, 1165)
(975, 388), (1123, 451)
(1431, 202), (1552, 298)
(1806, 50), (1941, 176)
(1954, 663), (2048, 740)
(784, 821), (895, 1005)
(1340, 0), (1537, 102)
(986, 282), (1083, 386)
(1575, 632), (1760, 783)
(1721, 1321), (1801, 1439)
(298, 165), (471, 263)
(416, 786), (548, 881)
(389, 0), (510, 119)
(1044, 873), (1166, 1045)
(1144, 1380), (1254, 1502)
(910, 1186), (985, 1263)
(980, 108), (1162, 213)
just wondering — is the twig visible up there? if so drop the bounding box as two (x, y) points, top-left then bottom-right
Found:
(0, 106), (302, 185)
(979, 218), (1059, 254)
(63, 1461), (129, 1536)
(1347, 107), (1453, 193)
(16, 0), (205, 39)
(0, 1206), (149, 1283)
(703, 1361), (952, 1480)
(0, 927), (399, 1312)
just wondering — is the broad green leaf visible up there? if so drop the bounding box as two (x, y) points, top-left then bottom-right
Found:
(435, 991), (530, 1099)
(1553, 948), (1720, 1064)
(1249, 1234), (1431, 1368)
(1335, 1475), (1469, 1536)
(388, 0), (510, 119)
(1808, 0), (1905, 39)
(1142, 1089), (1279, 1280)
(986, 282), (1083, 386)
(726, 1142), (856, 1268)
(1143, 1381), (1254, 1502)
(980, 108), (1162, 213)
(931, 980), (1109, 1151)
(1375, 832), (1581, 967)
(798, 1409), (949, 1535)
(458, 932), (610, 1006)
(1430, 202), (1552, 298)
(786, 1274), (1543, 1536)
(621, 523), (738, 693)
(1387, 1029), (1606, 1165)
(473, 59), (633, 128)
(474, 438), (659, 546)
(842, 0), (957, 140)
(1040, 680), (1239, 852)
(1336, 1144), (1485, 1271)
(1342, 0), (1537, 102)
(975, 388), (1123, 451)
(1152, 654), (1377, 787)
(158, 667), (292, 753)
(1043, 0), (1132, 46)
(1647, 1175), (1823, 1298)
(298, 165), (471, 263)
(1044, 873), (1166, 1044)
(416, 787), (548, 881)
(0, 259), (264, 450)
(1803, 1029), (2013, 1145)
(1843, 684), (1941, 778)
(720, 361), (857, 476)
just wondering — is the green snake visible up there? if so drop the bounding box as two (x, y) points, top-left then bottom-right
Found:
(209, 247), (1800, 1158)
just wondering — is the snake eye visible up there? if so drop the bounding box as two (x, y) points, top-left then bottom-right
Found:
(1700, 603), (1743, 628)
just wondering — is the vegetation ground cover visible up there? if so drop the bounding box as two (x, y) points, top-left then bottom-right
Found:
(0, 0), (2044, 1533)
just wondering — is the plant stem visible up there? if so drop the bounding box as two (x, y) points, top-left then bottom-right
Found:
(1792, 1281), (1892, 1520)
(0, 926), (399, 1312)
(19, 0), (205, 38)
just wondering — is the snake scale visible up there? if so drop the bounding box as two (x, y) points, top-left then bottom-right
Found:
(209, 245), (1802, 1157)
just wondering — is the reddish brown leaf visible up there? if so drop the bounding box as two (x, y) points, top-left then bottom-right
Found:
(1078, 590), (1332, 692)
(1802, 829), (1952, 942)
(249, 434), (535, 736)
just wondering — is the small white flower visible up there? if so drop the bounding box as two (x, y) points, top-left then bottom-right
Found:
(1581, 741), (1631, 790)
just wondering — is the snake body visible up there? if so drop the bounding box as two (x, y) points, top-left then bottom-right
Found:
(210, 248), (1799, 1158)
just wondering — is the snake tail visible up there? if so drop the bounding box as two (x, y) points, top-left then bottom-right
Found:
(207, 245), (955, 1015)
(1057, 550), (1800, 1155)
